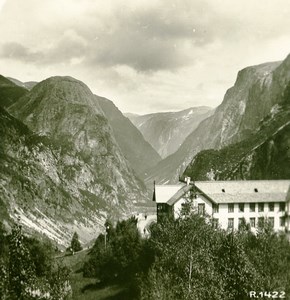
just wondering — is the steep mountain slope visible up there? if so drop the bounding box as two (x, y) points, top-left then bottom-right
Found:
(4, 76), (147, 245)
(0, 75), (28, 108)
(145, 54), (290, 184)
(183, 86), (290, 180)
(95, 96), (161, 175)
(126, 106), (213, 158)
(7, 77), (38, 90)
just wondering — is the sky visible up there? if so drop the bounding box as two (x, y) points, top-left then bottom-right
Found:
(0, 0), (289, 114)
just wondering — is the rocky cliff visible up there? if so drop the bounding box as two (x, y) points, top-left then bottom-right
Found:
(2, 76), (147, 246)
(126, 107), (213, 158)
(183, 84), (290, 180)
(145, 54), (290, 184)
(95, 96), (161, 175)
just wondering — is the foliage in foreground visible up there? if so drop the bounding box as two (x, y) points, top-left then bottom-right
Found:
(83, 214), (290, 300)
(0, 223), (72, 300)
(140, 216), (290, 300)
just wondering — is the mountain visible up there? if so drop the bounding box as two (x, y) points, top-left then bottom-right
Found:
(7, 77), (38, 90)
(126, 106), (213, 158)
(3, 76), (147, 246)
(0, 75), (28, 108)
(183, 84), (290, 180)
(95, 96), (161, 175)
(145, 54), (290, 184)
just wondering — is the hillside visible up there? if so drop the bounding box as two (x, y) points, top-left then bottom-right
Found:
(144, 54), (290, 184)
(2, 76), (148, 246)
(7, 77), (38, 90)
(0, 75), (28, 108)
(126, 106), (213, 158)
(95, 96), (161, 175)
(183, 84), (290, 180)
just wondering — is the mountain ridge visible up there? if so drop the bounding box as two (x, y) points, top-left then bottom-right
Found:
(126, 106), (213, 158)
(144, 54), (290, 184)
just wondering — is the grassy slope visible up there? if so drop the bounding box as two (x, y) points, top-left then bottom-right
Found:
(58, 249), (136, 300)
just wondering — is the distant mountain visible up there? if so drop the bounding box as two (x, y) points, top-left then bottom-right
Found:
(0, 75), (28, 108)
(145, 54), (290, 184)
(7, 77), (38, 90)
(95, 96), (161, 175)
(126, 106), (213, 158)
(184, 84), (290, 180)
(3, 76), (147, 245)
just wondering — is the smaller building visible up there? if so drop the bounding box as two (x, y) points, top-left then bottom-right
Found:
(153, 179), (290, 232)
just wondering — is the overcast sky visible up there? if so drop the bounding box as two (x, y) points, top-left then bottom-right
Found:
(0, 0), (289, 114)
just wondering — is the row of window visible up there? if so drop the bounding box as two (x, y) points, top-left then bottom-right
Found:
(218, 216), (286, 229)
(212, 202), (285, 213)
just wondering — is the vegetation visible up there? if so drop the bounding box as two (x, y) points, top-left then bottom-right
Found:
(1, 213), (289, 299)
(82, 213), (290, 300)
(69, 232), (82, 253)
(0, 223), (72, 300)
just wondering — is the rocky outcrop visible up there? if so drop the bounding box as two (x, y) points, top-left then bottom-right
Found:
(96, 96), (161, 175)
(126, 107), (213, 158)
(2, 76), (148, 246)
(145, 54), (290, 184)
(183, 86), (290, 180)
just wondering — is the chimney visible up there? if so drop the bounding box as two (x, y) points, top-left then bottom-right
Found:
(186, 177), (191, 185)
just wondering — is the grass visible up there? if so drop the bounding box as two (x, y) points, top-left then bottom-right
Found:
(56, 249), (137, 300)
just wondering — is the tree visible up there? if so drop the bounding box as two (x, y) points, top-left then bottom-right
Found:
(8, 224), (36, 299)
(70, 232), (82, 253)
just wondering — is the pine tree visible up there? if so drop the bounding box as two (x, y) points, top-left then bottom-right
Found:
(70, 232), (82, 252)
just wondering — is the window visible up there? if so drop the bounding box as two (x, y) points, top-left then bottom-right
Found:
(198, 203), (205, 215)
(280, 217), (285, 227)
(258, 203), (264, 212)
(213, 204), (219, 213)
(268, 217), (274, 228)
(238, 203), (244, 212)
(157, 204), (163, 212)
(228, 203), (234, 213)
(279, 202), (285, 212)
(254, 188), (258, 192)
(249, 203), (255, 212)
(212, 218), (219, 229)
(228, 218), (234, 229)
(258, 217), (265, 228)
(250, 218), (256, 228)
(268, 202), (274, 212)
(222, 189), (225, 193)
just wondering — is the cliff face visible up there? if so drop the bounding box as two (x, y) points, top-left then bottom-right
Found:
(183, 84), (290, 181)
(145, 54), (290, 184)
(2, 76), (147, 246)
(96, 96), (161, 175)
(126, 107), (213, 159)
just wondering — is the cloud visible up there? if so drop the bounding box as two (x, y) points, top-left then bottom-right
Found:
(0, 42), (42, 62)
(0, 0), (289, 113)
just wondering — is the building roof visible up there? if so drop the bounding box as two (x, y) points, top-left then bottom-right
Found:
(156, 180), (290, 206)
(154, 184), (185, 203)
(194, 180), (290, 204)
(167, 185), (192, 206)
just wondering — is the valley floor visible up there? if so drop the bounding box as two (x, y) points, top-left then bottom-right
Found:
(58, 244), (138, 299)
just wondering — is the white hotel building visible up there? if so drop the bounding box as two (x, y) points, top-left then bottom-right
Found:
(153, 179), (290, 232)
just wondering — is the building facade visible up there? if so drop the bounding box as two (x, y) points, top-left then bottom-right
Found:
(153, 179), (290, 232)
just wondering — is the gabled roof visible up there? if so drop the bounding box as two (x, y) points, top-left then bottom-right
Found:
(194, 180), (290, 204)
(154, 184), (185, 203)
(155, 180), (290, 206)
(167, 185), (192, 206)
